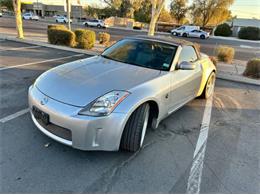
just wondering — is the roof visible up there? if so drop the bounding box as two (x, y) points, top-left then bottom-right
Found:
(133, 35), (194, 47)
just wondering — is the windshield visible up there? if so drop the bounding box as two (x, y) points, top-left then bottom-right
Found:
(101, 39), (177, 71)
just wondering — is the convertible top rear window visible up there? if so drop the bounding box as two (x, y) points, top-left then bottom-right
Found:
(101, 39), (177, 71)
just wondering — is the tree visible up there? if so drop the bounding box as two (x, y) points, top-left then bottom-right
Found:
(170, 0), (188, 24)
(134, 0), (152, 23)
(66, 0), (71, 30)
(12, 0), (23, 39)
(158, 8), (172, 22)
(190, 0), (234, 28)
(85, 5), (99, 18)
(0, 0), (14, 11)
(148, 0), (165, 36)
(103, 0), (122, 10)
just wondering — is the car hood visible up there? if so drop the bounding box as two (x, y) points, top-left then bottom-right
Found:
(35, 56), (161, 107)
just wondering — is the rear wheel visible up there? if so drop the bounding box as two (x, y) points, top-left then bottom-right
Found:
(200, 34), (205, 39)
(120, 103), (150, 152)
(97, 24), (101, 28)
(200, 72), (216, 99)
(85, 23), (88, 27)
(182, 33), (187, 37)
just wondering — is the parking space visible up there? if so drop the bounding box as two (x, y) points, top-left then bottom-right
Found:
(0, 40), (259, 193)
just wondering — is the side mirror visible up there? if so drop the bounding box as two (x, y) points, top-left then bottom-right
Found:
(178, 61), (196, 70)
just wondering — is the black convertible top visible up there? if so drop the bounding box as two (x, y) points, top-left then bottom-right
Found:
(133, 35), (194, 47)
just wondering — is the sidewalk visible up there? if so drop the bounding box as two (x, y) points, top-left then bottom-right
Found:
(0, 33), (259, 86)
(217, 61), (260, 86)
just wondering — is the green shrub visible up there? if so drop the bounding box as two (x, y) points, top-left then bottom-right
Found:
(47, 28), (76, 47)
(47, 24), (67, 30)
(238, 27), (260, 40)
(209, 56), (218, 66)
(74, 29), (96, 49)
(243, 58), (260, 78)
(98, 32), (110, 45)
(214, 23), (232, 37)
(216, 45), (235, 63)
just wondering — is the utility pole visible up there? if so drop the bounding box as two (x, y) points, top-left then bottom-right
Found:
(66, 0), (71, 30)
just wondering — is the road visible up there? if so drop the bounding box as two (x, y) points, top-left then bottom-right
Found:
(0, 17), (259, 61)
(0, 40), (259, 193)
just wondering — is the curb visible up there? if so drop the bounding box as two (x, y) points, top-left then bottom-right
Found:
(0, 34), (99, 56)
(210, 35), (260, 43)
(216, 73), (260, 86)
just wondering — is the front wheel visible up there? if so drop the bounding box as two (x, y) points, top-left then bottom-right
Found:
(97, 24), (101, 28)
(120, 103), (150, 152)
(200, 72), (216, 99)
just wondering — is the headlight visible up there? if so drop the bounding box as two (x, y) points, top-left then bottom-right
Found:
(78, 90), (130, 116)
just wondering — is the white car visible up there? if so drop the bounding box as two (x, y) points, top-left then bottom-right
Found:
(171, 25), (200, 37)
(83, 19), (108, 28)
(187, 30), (210, 39)
(56, 16), (72, 23)
(22, 13), (39, 21)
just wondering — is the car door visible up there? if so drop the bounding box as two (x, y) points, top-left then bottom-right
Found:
(189, 30), (199, 38)
(89, 20), (95, 26)
(168, 46), (203, 113)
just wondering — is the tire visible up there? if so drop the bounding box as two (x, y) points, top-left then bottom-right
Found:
(171, 31), (176, 36)
(64, 20), (66, 23)
(200, 35), (205, 39)
(182, 33), (187, 37)
(97, 24), (101, 28)
(85, 23), (88, 27)
(56, 20), (58, 23)
(200, 72), (216, 99)
(120, 103), (150, 152)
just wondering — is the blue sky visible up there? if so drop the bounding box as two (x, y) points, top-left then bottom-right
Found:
(85, 0), (260, 19)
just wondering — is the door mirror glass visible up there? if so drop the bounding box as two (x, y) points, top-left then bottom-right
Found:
(178, 61), (196, 70)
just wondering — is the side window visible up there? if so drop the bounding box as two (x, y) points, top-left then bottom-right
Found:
(178, 46), (198, 64)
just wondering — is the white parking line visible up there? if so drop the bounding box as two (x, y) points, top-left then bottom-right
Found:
(0, 45), (41, 51)
(0, 108), (30, 123)
(186, 93), (214, 193)
(0, 54), (84, 71)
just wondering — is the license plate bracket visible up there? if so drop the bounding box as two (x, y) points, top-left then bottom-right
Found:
(32, 106), (50, 125)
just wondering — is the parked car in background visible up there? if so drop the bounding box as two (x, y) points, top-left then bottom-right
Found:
(83, 19), (108, 28)
(28, 36), (216, 152)
(22, 13), (39, 21)
(171, 25), (200, 37)
(56, 16), (72, 23)
(186, 29), (210, 39)
(53, 14), (61, 18)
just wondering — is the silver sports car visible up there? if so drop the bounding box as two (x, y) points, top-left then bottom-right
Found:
(28, 36), (216, 152)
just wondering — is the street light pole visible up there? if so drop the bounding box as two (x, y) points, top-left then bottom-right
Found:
(66, 0), (71, 30)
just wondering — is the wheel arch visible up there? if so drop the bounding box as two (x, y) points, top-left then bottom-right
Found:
(117, 98), (160, 150)
(197, 60), (216, 97)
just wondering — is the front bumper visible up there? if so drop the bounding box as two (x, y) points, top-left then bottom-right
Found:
(28, 85), (128, 151)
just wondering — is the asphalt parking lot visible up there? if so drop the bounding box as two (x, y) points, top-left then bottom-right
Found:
(0, 40), (259, 193)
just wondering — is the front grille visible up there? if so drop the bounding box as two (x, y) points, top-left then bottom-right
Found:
(35, 117), (72, 141)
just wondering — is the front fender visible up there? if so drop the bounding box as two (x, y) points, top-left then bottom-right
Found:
(197, 56), (216, 96)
